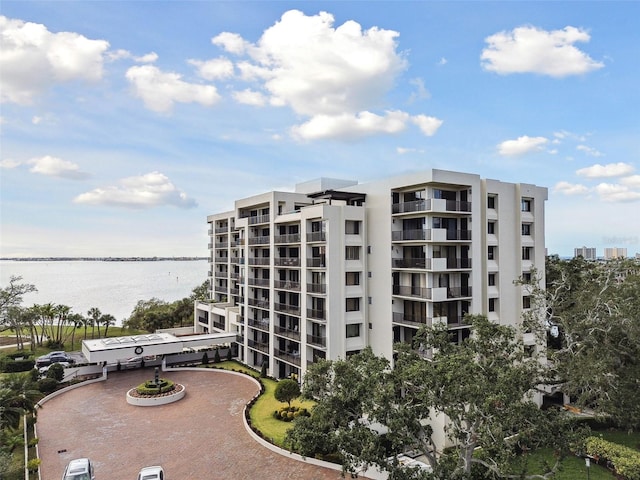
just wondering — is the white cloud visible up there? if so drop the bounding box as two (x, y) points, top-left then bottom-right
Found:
(213, 10), (440, 141)
(594, 183), (640, 202)
(397, 147), (424, 155)
(497, 135), (548, 156)
(621, 175), (640, 188)
(107, 50), (158, 63)
(553, 181), (589, 196)
(408, 78), (430, 102)
(0, 158), (22, 169)
(32, 116), (42, 125)
(411, 114), (443, 136)
(28, 155), (90, 179)
(188, 57), (234, 80)
(481, 25), (604, 77)
(125, 65), (220, 113)
(576, 144), (603, 157)
(74, 171), (197, 209)
(212, 31), (250, 55)
(291, 110), (409, 141)
(232, 88), (267, 106)
(576, 162), (634, 178)
(0, 15), (109, 104)
(438, 57), (447, 66)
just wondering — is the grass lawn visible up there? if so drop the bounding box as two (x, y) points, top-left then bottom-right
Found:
(514, 448), (615, 479)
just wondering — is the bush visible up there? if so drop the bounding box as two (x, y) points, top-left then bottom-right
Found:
(136, 379), (176, 395)
(202, 352), (209, 365)
(226, 348), (232, 361)
(28, 437), (39, 448)
(585, 436), (640, 480)
(46, 363), (64, 382)
(214, 348), (221, 363)
(1, 358), (35, 373)
(37, 377), (58, 394)
(27, 458), (41, 473)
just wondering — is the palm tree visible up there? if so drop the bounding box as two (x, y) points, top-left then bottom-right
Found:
(87, 307), (101, 338)
(0, 389), (22, 430)
(1, 373), (42, 426)
(67, 313), (84, 350)
(100, 314), (116, 338)
(54, 304), (71, 345)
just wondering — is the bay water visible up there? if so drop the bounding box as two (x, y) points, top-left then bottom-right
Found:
(0, 260), (209, 325)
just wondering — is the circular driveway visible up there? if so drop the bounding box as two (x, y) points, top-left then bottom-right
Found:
(36, 369), (345, 479)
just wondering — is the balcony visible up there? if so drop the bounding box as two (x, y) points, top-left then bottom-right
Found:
(248, 298), (270, 309)
(215, 226), (228, 233)
(212, 320), (225, 330)
(306, 232), (326, 242)
(392, 312), (430, 328)
(214, 257), (228, 264)
(248, 257), (270, 266)
(392, 199), (429, 214)
(391, 229), (472, 242)
(446, 286), (472, 299)
(248, 236), (270, 245)
(274, 280), (301, 291)
(240, 214), (270, 225)
(274, 325), (300, 341)
(247, 318), (270, 331)
(215, 242), (229, 248)
(274, 233), (301, 244)
(248, 339), (270, 354)
(307, 257), (326, 268)
(307, 283), (326, 294)
(274, 257), (300, 267)
(392, 229), (426, 242)
(307, 308), (326, 321)
(392, 285), (431, 299)
(275, 349), (301, 366)
(392, 199), (472, 214)
(214, 286), (227, 294)
(392, 257), (427, 269)
(248, 277), (270, 287)
(307, 334), (327, 348)
(274, 303), (301, 315)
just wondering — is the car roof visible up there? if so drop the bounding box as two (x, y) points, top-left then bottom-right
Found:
(66, 458), (90, 469)
(139, 466), (163, 473)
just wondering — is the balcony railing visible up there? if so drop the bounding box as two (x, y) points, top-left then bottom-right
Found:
(446, 200), (472, 212)
(248, 298), (270, 309)
(240, 214), (270, 225)
(274, 257), (300, 267)
(392, 285), (431, 299)
(248, 339), (270, 353)
(392, 312), (430, 327)
(446, 286), (472, 298)
(215, 226), (228, 233)
(392, 229), (427, 241)
(307, 257), (326, 268)
(212, 320), (225, 330)
(307, 283), (326, 294)
(392, 258), (427, 269)
(247, 318), (270, 331)
(275, 349), (301, 366)
(307, 308), (326, 321)
(248, 277), (270, 287)
(274, 325), (301, 340)
(274, 233), (301, 244)
(306, 232), (326, 242)
(274, 303), (301, 315)
(248, 236), (270, 245)
(248, 257), (270, 266)
(215, 242), (228, 248)
(392, 199), (429, 214)
(391, 229), (472, 242)
(274, 280), (301, 291)
(214, 257), (228, 263)
(307, 334), (327, 348)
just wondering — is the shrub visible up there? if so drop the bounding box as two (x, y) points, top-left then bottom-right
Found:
(37, 377), (58, 394)
(214, 348), (221, 363)
(27, 458), (41, 473)
(2, 358), (35, 373)
(585, 436), (640, 480)
(226, 348), (232, 361)
(46, 363), (65, 382)
(28, 437), (39, 448)
(260, 362), (267, 378)
(135, 379), (176, 395)
(202, 352), (209, 365)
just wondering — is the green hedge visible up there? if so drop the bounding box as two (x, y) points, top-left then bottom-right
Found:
(136, 379), (176, 395)
(585, 436), (640, 480)
(1, 358), (36, 373)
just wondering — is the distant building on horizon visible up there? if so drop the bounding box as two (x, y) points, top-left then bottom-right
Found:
(574, 246), (597, 260)
(604, 247), (628, 259)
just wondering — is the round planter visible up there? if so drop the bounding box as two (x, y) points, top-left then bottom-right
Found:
(126, 383), (186, 406)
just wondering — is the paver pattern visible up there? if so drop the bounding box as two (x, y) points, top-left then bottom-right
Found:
(37, 368), (346, 479)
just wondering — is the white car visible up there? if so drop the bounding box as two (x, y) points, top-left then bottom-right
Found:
(62, 458), (95, 480)
(137, 466), (164, 480)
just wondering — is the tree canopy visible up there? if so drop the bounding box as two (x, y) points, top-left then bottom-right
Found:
(274, 378), (301, 408)
(286, 316), (584, 480)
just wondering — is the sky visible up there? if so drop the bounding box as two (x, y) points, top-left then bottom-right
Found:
(1, 1), (639, 259)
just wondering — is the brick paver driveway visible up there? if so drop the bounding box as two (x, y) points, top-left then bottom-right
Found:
(36, 369), (346, 480)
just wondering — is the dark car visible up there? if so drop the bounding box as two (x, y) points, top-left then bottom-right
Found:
(36, 351), (74, 368)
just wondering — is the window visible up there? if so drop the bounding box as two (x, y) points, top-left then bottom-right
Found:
(521, 198), (532, 212)
(345, 271), (361, 286)
(345, 246), (361, 260)
(521, 223), (531, 236)
(346, 324), (361, 338)
(345, 220), (361, 235)
(346, 297), (361, 312)
(487, 221), (496, 235)
(488, 298), (497, 312)
(487, 195), (496, 209)
(523, 296), (531, 309)
(488, 273), (496, 286)
(522, 247), (533, 260)
(488, 246), (497, 260)
(522, 271), (532, 283)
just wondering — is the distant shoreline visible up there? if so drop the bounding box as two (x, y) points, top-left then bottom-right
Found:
(0, 257), (207, 262)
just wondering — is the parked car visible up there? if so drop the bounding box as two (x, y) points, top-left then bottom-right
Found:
(121, 356), (143, 369)
(36, 351), (74, 368)
(137, 466), (164, 480)
(62, 458), (95, 480)
(38, 361), (70, 375)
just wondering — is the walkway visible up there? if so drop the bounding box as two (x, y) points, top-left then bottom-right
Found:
(36, 369), (345, 479)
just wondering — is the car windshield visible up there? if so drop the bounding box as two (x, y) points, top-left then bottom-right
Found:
(141, 475), (158, 480)
(64, 474), (90, 480)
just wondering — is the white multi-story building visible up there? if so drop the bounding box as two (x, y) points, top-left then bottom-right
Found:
(574, 246), (597, 260)
(604, 247), (628, 259)
(195, 169), (547, 381)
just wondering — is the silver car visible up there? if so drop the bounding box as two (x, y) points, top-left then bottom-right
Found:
(62, 458), (95, 480)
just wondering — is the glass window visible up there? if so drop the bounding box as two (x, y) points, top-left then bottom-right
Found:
(488, 273), (496, 286)
(487, 195), (496, 209)
(488, 246), (497, 260)
(345, 220), (361, 235)
(345, 272), (361, 286)
(345, 246), (361, 260)
(346, 297), (361, 312)
(522, 247), (533, 260)
(488, 221), (496, 234)
(346, 324), (361, 338)
(523, 296), (531, 309)
(521, 198), (532, 212)
(521, 223), (531, 236)
(488, 298), (497, 312)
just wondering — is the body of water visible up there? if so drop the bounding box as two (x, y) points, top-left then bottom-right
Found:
(1, 260), (209, 325)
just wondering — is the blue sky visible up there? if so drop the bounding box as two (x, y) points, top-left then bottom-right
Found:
(1, 1), (638, 258)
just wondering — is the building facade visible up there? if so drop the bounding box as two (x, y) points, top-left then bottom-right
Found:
(574, 246), (597, 260)
(195, 169), (547, 381)
(604, 247), (628, 259)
